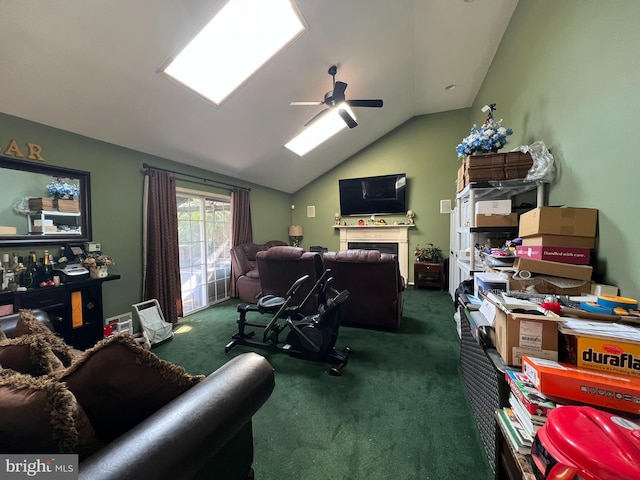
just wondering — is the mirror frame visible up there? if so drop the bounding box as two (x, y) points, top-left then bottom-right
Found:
(0, 155), (92, 247)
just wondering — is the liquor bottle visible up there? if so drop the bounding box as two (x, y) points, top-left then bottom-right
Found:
(21, 252), (38, 288)
(42, 250), (53, 282)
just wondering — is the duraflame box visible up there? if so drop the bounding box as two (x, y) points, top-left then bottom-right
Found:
(513, 257), (593, 281)
(474, 212), (518, 228)
(559, 326), (640, 378)
(519, 207), (598, 238)
(480, 296), (563, 367)
(522, 234), (596, 250)
(515, 245), (591, 265)
(522, 356), (640, 415)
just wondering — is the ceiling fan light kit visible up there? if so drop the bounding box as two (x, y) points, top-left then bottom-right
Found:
(291, 65), (383, 129)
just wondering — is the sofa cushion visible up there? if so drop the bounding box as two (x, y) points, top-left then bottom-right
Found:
(13, 309), (75, 366)
(0, 334), (65, 376)
(57, 334), (204, 442)
(0, 368), (102, 458)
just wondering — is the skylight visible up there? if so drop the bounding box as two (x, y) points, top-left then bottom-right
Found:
(161, 0), (306, 105)
(284, 106), (356, 156)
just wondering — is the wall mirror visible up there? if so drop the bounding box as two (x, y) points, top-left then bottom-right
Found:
(0, 156), (92, 246)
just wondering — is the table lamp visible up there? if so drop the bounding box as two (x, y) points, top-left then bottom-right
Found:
(288, 225), (303, 247)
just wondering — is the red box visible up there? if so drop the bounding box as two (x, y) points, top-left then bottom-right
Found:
(515, 245), (591, 265)
(522, 356), (640, 415)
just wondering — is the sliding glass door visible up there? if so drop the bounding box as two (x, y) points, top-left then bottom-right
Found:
(177, 190), (232, 315)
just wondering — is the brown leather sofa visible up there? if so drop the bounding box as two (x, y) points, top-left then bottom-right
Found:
(323, 250), (405, 330)
(256, 246), (324, 315)
(0, 310), (276, 480)
(230, 240), (288, 303)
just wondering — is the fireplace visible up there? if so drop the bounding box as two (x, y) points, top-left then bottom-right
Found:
(348, 242), (399, 255)
(335, 225), (414, 281)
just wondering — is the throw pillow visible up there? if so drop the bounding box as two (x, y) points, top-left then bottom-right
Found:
(0, 368), (102, 458)
(57, 334), (204, 443)
(0, 335), (64, 376)
(13, 309), (75, 366)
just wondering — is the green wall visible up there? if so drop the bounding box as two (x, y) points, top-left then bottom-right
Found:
(291, 109), (469, 283)
(472, 0), (640, 295)
(294, 0), (640, 295)
(0, 113), (292, 318)
(1, 0), (638, 312)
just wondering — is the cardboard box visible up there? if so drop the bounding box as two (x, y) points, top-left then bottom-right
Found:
(513, 257), (593, 281)
(32, 226), (57, 233)
(474, 272), (509, 296)
(456, 164), (465, 193)
(507, 276), (593, 296)
(480, 296), (563, 367)
(28, 197), (55, 211)
(522, 356), (640, 415)
(515, 245), (591, 265)
(465, 153), (505, 168)
(518, 207), (598, 238)
(522, 235), (596, 250)
(0, 226), (17, 235)
(474, 212), (518, 228)
(475, 199), (512, 215)
(559, 326), (640, 378)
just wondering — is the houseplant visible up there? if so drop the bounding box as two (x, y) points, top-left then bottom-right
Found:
(414, 243), (443, 263)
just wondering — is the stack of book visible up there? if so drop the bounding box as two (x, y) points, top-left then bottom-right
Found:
(505, 370), (561, 439)
(496, 406), (533, 454)
(497, 370), (561, 455)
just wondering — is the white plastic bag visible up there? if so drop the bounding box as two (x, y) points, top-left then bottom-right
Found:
(513, 141), (556, 183)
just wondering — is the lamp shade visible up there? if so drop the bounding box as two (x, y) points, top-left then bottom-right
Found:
(288, 225), (303, 237)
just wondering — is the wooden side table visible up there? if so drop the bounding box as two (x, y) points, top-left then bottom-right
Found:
(414, 262), (445, 290)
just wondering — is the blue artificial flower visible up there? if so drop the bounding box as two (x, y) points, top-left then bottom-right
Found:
(455, 119), (513, 159)
(47, 178), (80, 198)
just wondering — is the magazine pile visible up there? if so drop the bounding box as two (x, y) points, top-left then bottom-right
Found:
(496, 370), (561, 454)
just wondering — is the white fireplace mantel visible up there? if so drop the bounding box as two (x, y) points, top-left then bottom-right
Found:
(334, 224), (415, 280)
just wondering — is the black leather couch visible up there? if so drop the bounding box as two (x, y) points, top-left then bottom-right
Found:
(0, 310), (276, 480)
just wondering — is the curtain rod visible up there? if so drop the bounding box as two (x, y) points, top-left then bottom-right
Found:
(142, 163), (251, 191)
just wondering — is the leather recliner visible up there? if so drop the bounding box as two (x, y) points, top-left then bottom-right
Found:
(322, 249), (405, 330)
(256, 246), (325, 316)
(230, 240), (288, 303)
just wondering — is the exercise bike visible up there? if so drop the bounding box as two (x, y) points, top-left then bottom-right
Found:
(225, 269), (352, 376)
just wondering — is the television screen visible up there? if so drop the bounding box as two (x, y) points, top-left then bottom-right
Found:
(339, 173), (407, 216)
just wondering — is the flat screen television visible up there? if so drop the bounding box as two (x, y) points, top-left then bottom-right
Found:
(338, 173), (407, 216)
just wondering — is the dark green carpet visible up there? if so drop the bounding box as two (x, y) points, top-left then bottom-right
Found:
(153, 289), (492, 480)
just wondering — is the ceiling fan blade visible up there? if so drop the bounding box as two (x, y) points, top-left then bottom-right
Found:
(339, 108), (358, 129)
(347, 99), (384, 108)
(304, 108), (330, 127)
(290, 101), (324, 106)
(333, 81), (348, 102)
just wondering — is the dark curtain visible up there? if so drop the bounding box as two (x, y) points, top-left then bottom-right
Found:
(229, 188), (252, 298)
(143, 169), (182, 323)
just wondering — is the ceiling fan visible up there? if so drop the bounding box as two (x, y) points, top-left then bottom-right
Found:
(290, 65), (383, 129)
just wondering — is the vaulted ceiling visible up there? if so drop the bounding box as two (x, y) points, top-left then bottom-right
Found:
(0, 0), (517, 193)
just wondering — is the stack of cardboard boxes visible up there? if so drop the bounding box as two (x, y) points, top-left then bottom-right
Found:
(511, 206), (598, 295)
(456, 151), (534, 193)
